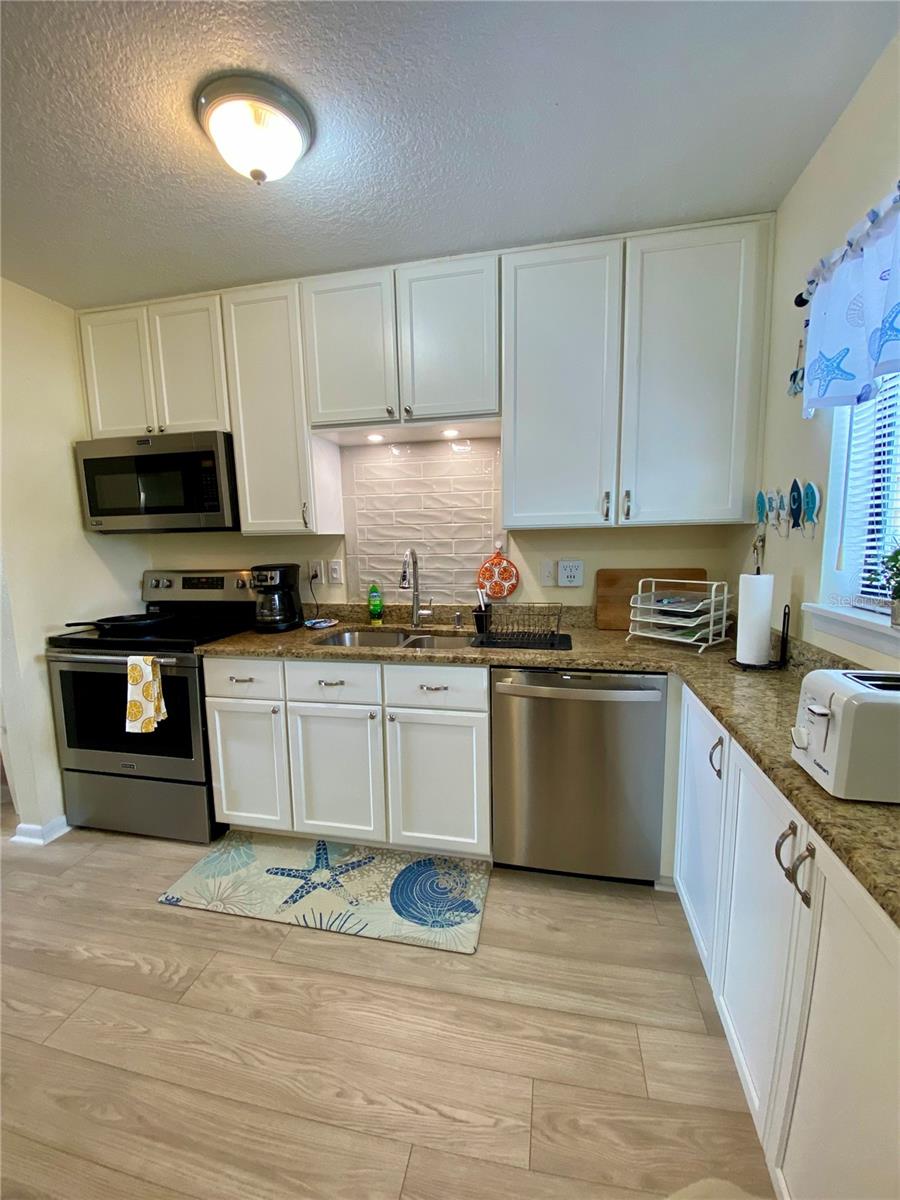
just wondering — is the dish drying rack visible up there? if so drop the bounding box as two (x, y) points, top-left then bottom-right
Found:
(475, 602), (571, 650)
(626, 579), (731, 654)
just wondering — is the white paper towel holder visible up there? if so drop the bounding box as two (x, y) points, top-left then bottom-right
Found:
(729, 603), (790, 671)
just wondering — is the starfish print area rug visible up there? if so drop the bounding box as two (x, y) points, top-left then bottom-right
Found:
(159, 831), (491, 954)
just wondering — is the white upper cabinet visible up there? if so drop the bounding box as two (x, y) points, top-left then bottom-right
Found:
(502, 240), (623, 528)
(301, 267), (400, 426)
(147, 295), (229, 434)
(222, 283), (343, 535)
(619, 220), (770, 524)
(396, 255), (499, 421)
(80, 307), (157, 437)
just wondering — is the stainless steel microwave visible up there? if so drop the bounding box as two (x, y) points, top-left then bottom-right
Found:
(75, 431), (240, 533)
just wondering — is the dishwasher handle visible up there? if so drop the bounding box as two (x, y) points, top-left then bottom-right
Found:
(494, 680), (663, 703)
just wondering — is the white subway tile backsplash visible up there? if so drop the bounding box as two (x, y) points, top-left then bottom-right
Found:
(341, 437), (500, 603)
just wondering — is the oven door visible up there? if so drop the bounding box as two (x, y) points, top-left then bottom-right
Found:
(75, 431), (238, 532)
(47, 653), (206, 783)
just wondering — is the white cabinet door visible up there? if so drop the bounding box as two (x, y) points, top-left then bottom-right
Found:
(619, 220), (769, 524)
(148, 295), (229, 433)
(501, 240), (623, 528)
(221, 283), (314, 534)
(396, 255), (499, 420)
(717, 741), (808, 1136)
(777, 836), (899, 1200)
(206, 697), (291, 830)
(674, 687), (729, 975)
(287, 702), (386, 843)
(385, 708), (490, 856)
(301, 268), (399, 426)
(80, 308), (156, 437)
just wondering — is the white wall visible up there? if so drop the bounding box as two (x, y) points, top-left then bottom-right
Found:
(732, 38), (899, 668)
(0, 278), (149, 831)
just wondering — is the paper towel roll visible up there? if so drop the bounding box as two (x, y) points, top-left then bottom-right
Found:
(736, 574), (774, 666)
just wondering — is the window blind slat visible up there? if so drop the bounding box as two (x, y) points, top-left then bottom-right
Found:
(843, 373), (900, 605)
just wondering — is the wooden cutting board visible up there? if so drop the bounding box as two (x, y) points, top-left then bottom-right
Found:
(595, 568), (708, 630)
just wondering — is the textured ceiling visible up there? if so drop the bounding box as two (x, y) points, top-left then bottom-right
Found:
(1, 1), (895, 309)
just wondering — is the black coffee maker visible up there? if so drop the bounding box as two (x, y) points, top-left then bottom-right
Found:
(250, 564), (303, 633)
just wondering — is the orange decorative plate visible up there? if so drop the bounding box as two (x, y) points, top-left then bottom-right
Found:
(477, 548), (520, 599)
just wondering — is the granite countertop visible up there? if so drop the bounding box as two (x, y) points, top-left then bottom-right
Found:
(198, 620), (899, 926)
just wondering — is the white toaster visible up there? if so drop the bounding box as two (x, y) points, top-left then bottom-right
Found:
(790, 669), (900, 803)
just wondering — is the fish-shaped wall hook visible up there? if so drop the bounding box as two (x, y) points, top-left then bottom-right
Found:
(789, 479), (803, 529)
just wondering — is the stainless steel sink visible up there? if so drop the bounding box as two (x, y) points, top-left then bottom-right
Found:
(402, 632), (475, 649)
(316, 628), (410, 647)
(315, 627), (475, 649)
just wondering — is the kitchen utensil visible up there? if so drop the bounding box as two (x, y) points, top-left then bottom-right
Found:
(595, 568), (707, 630)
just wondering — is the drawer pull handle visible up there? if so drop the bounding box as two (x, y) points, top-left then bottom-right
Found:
(318, 679), (346, 687)
(708, 735), (724, 780)
(774, 821), (798, 880)
(419, 684), (449, 692)
(788, 843), (816, 907)
(228, 676), (255, 683)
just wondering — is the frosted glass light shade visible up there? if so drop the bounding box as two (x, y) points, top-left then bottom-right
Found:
(196, 75), (312, 184)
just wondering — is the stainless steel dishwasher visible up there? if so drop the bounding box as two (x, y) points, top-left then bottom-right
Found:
(491, 668), (667, 881)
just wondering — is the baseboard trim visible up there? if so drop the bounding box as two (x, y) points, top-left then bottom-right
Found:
(10, 814), (71, 845)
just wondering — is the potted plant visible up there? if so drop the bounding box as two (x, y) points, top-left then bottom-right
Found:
(867, 546), (900, 626)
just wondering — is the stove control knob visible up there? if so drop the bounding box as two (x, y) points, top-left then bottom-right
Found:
(159, 578), (173, 589)
(149, 578), (161, 588)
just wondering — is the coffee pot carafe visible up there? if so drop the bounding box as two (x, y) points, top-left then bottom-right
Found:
(250, 563), (303, 633)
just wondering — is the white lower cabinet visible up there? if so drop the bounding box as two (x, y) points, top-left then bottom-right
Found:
(385, 707), (491, 856)
(287, 702), (386, 842)
(716, 742), (811, 1136)
(674, 688), (729, 974)
(205, 660), (490, 856)
(773, 835), (899, 1200)
(676, 690), (899, 1199)
(206, 697), (292, 830)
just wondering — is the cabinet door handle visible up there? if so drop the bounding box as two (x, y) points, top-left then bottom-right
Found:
(318, 679), (345, 687)
(707, 735), (724, 779)
(301, 501), (309, 529)
(774, 820), (798, 880)
(419, 684), (449, 692)
(601, 491), (611, 521)
(159, 425), (166, 432)
(387, 713), (396, 722)
(403, 405), (413, 416)
(622, 489), (632, 520)
(368, 711), (377, 719)
(271, 706), (280, 715)
(228, 676), (255, 683)
(789, 843), (816, 907)
(145, 425), (153, 433)
(386, 406), (395, 417)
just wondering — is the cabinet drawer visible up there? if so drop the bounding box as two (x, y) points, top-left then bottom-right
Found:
(383, 664), (488, 712)
(285, 661), (382, 704)
(203, 657), (284, 700)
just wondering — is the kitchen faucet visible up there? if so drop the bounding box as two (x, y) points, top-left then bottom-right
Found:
(399, 547), (432, 628)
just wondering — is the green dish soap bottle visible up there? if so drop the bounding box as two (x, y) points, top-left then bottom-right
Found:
(368, 581), (384, 626)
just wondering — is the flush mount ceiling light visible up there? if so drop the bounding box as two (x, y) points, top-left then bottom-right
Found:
(195, 74), (313, 184)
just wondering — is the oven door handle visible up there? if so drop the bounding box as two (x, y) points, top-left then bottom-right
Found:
(46, 652), (182, 666)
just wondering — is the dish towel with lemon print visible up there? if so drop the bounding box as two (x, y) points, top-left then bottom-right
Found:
(126, 656), (167, 733)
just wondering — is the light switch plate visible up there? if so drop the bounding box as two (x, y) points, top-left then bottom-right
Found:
(540, 559), (557, 587)
(557, 559), (584, 587)
(327, 559), (344, 586)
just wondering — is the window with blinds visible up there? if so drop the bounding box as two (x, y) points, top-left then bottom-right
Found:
(836, 373), (900, 611)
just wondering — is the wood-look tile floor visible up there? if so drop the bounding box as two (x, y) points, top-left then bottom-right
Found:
(0, 806), (773, 1200)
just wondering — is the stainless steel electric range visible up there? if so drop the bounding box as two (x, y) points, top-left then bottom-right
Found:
(46, 569), (257, 843)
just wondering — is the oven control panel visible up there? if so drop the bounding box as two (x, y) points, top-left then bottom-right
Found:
(141, 569), (256, 601)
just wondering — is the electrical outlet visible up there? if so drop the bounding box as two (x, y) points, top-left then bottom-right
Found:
(308, 559), (324, 584)
(540, 559), (557, 587)
(557, 559), (584, 587)
(327, 559), (343, 585)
